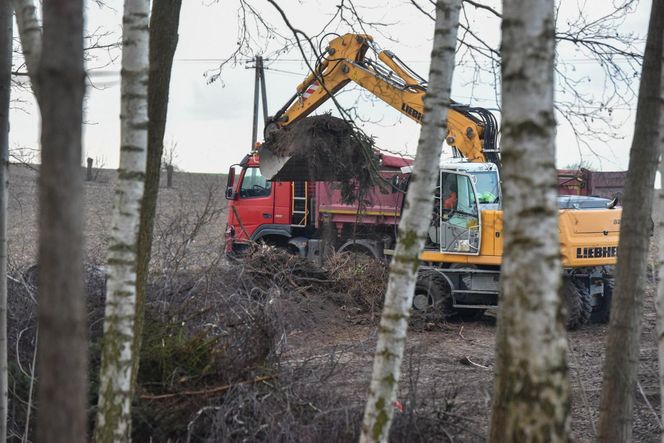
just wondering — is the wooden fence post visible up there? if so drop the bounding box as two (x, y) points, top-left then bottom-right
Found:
(86, 157), (93, 181)
(166, 164), (173, 188)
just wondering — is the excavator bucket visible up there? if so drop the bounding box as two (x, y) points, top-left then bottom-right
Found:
(259, 115), (376, 182)
(257, 146), (292, 181)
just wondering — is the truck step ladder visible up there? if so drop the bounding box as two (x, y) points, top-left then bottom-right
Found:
(291, 182), (308, 227)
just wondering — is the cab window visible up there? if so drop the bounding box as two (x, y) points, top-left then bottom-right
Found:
(472, 171), (500, 204)
(439, 171), (481, 254)
(454, 174), (478, 216)
(441, 172), (478, 216)
(239, 167), (272, 198)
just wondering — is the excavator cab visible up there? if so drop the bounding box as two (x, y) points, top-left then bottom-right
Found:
(429, 170), (482, 254)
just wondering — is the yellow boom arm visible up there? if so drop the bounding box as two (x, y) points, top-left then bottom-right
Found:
(268, 34), (499, 163)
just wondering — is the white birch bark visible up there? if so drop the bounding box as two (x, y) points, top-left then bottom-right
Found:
(359, 1), (461, 441)
(11, 0), (42, 101)
(488, 0), (569, 441)
(94, 1), (149, 441)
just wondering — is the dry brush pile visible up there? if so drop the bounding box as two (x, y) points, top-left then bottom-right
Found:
(2, 247), (410, 441)
(6, 243), (462, 441)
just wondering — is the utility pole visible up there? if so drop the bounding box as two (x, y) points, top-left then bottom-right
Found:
(250, 56), (269, 151)
(0, 3), (10, 439)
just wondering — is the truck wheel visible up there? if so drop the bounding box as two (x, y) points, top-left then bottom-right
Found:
(564, 278), (592, 330)
(413, 270), (453, 318)
(590, 278), (613, 324)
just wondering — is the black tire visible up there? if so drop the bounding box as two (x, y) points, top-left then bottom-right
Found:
(564, 278), (592, 330)
(413, 270), (453, 318)
(590, 278), (613, 324)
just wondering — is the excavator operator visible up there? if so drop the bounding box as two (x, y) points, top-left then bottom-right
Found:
(444, 183), (458, 210)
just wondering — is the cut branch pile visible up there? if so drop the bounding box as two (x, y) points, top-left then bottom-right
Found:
(241, 244), (389, 319)
(5, 245), (392, 440)
(241, 244), (333, 294)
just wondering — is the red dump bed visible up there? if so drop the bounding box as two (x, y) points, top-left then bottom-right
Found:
(315, 153), (411, 227)
(558, 168), (626, 199)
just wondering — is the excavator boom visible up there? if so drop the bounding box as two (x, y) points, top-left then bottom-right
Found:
(261, 33), (499, 179)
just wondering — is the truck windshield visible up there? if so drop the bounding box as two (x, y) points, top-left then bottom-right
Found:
(472, 171), (500, 204)
(240, 167), (272, 198)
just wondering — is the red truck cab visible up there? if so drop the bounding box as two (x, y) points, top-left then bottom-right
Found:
(225, 153), (293, 252)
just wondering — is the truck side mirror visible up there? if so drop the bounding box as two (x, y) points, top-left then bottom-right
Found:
(225, 165), (239, 200)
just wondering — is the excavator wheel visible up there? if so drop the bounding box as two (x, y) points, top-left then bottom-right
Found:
(564, 278), (592, 330)
(413, 270), (453, 318)
(590, 277), (613, 324)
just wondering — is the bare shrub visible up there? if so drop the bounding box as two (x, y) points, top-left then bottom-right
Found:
(150, 177), (226, 276)
(184, 362), (365, 443)
(183, 344), (469, 443)
(390, 348), (472, 442)
(133, 266), (286, 440)
(5, 258), (290, 441)
(6, 264), (106, 441)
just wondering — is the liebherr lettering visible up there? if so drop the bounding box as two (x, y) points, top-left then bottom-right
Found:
(576, 246), (618, 259)
(401, 103), (423, 122)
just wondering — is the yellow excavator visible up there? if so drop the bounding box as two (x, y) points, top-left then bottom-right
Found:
(258, 33), (620, 329)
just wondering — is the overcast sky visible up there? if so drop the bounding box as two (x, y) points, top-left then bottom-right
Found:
(10, 0), (651, 173)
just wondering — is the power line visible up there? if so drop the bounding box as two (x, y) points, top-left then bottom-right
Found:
(262, 66), (306, 76)
(174, 56), (640, 64)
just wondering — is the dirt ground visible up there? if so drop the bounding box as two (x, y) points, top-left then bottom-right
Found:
(285, 294), (660, 442)
(7, 163), (228, 270)
(7, 164), (662, 442)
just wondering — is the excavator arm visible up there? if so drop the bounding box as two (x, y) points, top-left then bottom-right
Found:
(266, 33), (499, 164)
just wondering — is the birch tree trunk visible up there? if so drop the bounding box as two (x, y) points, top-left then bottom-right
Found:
(359, 1), (460, 441)
(94, 1), (150, 441)
(133, 0), (182, 390)
(598, 1), (664, 440)
(657, 32), (664, 433)
(0, 4), (11, 440)
(488, 0), (569, 441)
(656, 138), (664, 441)
(35, 0), (87, 442)
(656, 10), (664, 430)
(11, 0), (42, 102)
